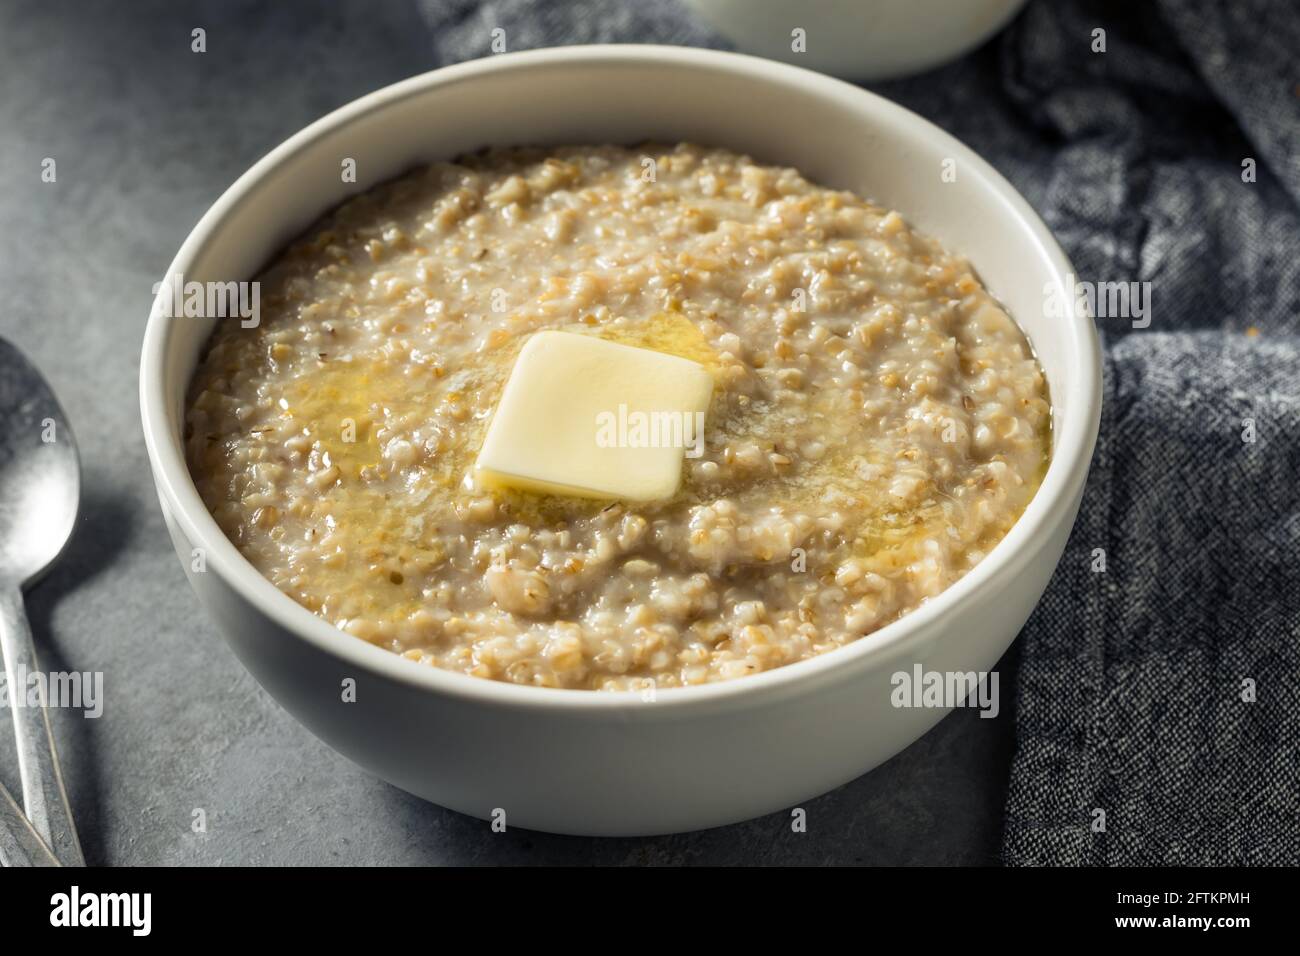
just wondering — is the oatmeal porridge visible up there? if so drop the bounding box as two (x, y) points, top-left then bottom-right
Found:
(185, 144), (1050, 691)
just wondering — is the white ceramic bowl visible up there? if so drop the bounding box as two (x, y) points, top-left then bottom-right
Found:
(683, 0), (1030, 80)
(140, 46), (1100, 836)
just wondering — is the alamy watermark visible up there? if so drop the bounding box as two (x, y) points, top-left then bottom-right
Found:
(1044, 272), (1151, 329)
(152, 271), (260, 328)
(890, 665), (999, 719)
(595, 405), (706, 458)
(0, 665), (103, 718)
(50, 886), (150, 936)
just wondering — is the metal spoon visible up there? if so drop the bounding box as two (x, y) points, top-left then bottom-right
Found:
(0, 337), (85, 867)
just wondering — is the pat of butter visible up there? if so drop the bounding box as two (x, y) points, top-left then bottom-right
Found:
(474, 331), (713, 502)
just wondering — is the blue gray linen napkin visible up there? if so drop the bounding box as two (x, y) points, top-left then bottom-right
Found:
(417, 0), (1300, 865)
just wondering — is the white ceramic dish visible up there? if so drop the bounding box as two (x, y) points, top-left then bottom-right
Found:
(140, 46), (1100, 836)
(683, 0), (1030, 81)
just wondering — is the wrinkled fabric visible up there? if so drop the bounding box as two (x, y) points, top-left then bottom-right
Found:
(417, 0), (1300, 864)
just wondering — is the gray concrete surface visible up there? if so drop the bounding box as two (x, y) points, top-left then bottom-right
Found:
(0, 0), (1016, 865)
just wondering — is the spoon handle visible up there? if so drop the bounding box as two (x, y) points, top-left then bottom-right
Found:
(0, 777), (60, 867)
(0, 588), (85, 867)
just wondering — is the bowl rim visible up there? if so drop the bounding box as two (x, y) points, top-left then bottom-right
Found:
(139, 44), (1101, 715)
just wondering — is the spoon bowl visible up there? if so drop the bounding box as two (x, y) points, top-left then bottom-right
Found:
(0, 339), (80, 584)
